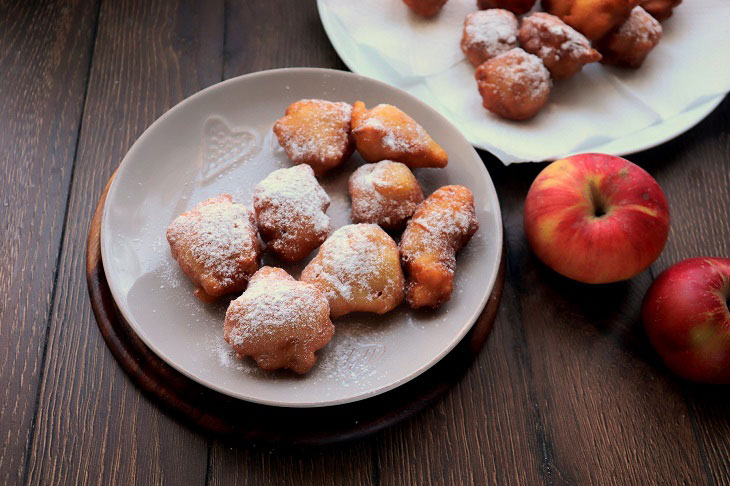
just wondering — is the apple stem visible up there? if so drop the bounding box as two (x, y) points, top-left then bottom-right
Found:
(589, 182), (607, 218)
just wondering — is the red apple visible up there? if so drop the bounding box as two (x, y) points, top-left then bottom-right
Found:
(642, 258), (730, 384)
(524, 153), (670, 284)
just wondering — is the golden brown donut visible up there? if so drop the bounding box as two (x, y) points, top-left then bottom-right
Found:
(403, 0), (448, 16)
(597, 6), (662, 68)
(475, 48), (552, 121)
(167, 194), (261, 302)
(351, 101), (448, 169)
(224, 267), (334, 374)
(273, 99), (354, 176)
(253, 164), (330, 263)
(519, 12), (602, 79)
(541, 0), (634, 41)
(349, 160), (424, 231)
(477, 0), (537, 15)
(300, 224), (405, 318)
(399, 185), (479, 309)
(640, 0), (681, 21)
(461, 9), (519, 68)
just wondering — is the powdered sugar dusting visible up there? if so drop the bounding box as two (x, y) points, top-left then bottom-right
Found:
(520, 13), (595, 62)
(492, 48), (552, 101)
(275, 99), (352, 162)
(349, 160), (423, 227)
(617, 6), (662, 43)
(462, 9), (518, 61)
(358, 105), (430, 153)
(225, 273), (327, 346)
(167, 194), (258, 288)
(254, 164), (330, 254)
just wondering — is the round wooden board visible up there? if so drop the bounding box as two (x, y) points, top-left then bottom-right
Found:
(86, 172), (506, 446)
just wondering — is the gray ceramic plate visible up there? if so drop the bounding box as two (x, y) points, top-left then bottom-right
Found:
(101, 68), (503, 407)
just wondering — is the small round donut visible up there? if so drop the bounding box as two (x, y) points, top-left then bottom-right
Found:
(166, 194), (261, 302)
(461, 10), (519, 68)
(477, 0), (536, 15)
(475, 48), (552, 121)
(403, 0), (448, 17)
(519, 12), (602, 80)
(300, 224), (405, 318)
(224, 267), (334, 374)
(597, 6), (662, 68)
(349, 160), (424, 231)
(254, 164), (330, 263)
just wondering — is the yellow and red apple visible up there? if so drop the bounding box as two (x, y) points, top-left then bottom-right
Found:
(524, 153), (670, 284)
(642, 257), (730, 384)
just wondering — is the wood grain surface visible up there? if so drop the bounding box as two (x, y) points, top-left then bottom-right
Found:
(1, 0), (729, 485)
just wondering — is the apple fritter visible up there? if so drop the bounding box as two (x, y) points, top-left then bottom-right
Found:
(350, 101), (448, 169)
(519, 12), (602, 80)
(400, 185), (479, 309)
(475, 48), (552, 121)
(254, 164), (330, 263)
(541, 0), (634, 41)
(403, 0), (448, 17)
(300, 224), (405, 318)
(640, 0), (681, 21)
(461, 9), (519, 68)
(224, 267), (334, 374)
(477, 0), (536, 15)
(167, 194), (261, 302)
(597, 6), (662, 68)
(273, 99), (354, 176)
(349, 160), (424, 231)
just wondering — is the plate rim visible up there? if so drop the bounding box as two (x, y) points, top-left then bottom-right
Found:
(316, 0), (726, 161)
(100, 67), (504, 408)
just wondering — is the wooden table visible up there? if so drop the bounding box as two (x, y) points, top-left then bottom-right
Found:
(2, 1), (729, 484)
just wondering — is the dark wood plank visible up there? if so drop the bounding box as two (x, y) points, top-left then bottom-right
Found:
(376, 265), (550, 486)
(207, 2), (372, 483)
(223, 0), (345, 78)
(637, 96), (730, 485)
(23, 1), (224, 484)
(0, 1), (99, 484)
(208, 445), (374, 486)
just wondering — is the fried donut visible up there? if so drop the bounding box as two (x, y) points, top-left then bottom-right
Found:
(224, 267), (334, 374)
(640, 0), (681, 21)
(403, 0), (448, 17)
(273, 99), (354, 176)
(253, 164), (330, 263)
(300, 224), (405, 318)
(400, 186), (478, 309)
(349, 160), (424, 231)
(461, 10), (519, 67)
(541, 0), (634, 41)
(477, 0), (536, 15)
(167, 194), (261, 302)
(519, 13), (602, 79)
(475, 48), (552, 121)
(351, 101), (448, 169)
(597, 6), (662, 68)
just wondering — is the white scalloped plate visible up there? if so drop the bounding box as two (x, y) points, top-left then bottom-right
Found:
(317, 0), (725, 163)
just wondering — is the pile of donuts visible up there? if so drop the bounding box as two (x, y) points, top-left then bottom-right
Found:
(166, 99), (478, 374)
(404, 0), (681, 120)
